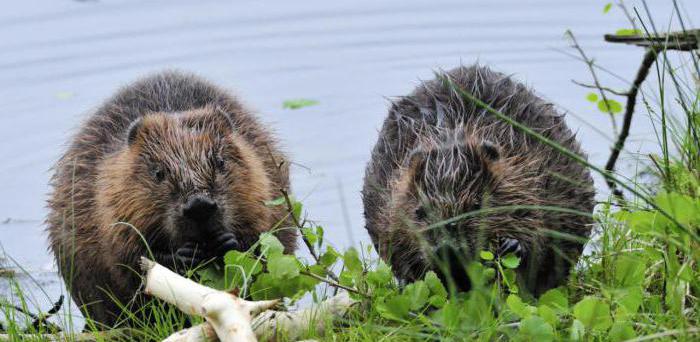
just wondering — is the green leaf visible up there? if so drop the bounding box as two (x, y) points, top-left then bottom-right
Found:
(616, 287), (643, 315)
(301, 227), (318, 246)
(376, 294), (410, 322)
(282, 98), (319, 110)
(603, 3), (613, 13)
(506, 294), (531, 318)
(259, 233), (285, 257)
(614, 254), (646, 287)
(292, 201), (303, 220)
(425, 271), (447, 298)
(538, 305), (558, 328)
(501, 253), (521, 269)
(431, 300), (460, 330)
(519, 316), (555, 342)
(367, 260), (393, 287)
(267, 254), (300, 279)
(615, 28), (642, 36)
(318, 246), (340, 268)
(573, 297), (612, 331)
(609, 321), (636, 341)
(586, 92), (599, 102)
(569, 319), (586, 341)
(343, 247), (363, 275)
(223, 250), (263, 289)
(403, 281), (430, 311)
(480, 250), (494, 261)
(655, 192), (698, 225)
(264, 197), (285, 207)
(539, 288), (569, 313)
(598, 99), (623, 114)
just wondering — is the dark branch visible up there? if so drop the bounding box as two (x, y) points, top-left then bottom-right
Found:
(604, 48), (659, 200)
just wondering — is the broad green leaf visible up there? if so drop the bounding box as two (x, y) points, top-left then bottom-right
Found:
(573, 297), (612, 331)
(367, 260), (393, 287)
(425, 271), (447, 299)
(403, 281), (430, 311)
(501, 253), (521, 269)
(259, 233), (285, 257)
(318, 246), (340, 268)
(376, 294), (410, 322)
(480, 250), (494, 261)
(282, 98), (319, 110)
(609, 321), (636, 341)
(586, 92), (599, 102)
(267, 254), (300, 279)
(538, 305), (558, 328)
(519, 316), (555, 342)
(616, 287), (643, 314)
(506, 294), (531, 318)
(614, 254), (646, 287)
(539, 288), (569, 313)
(569, 319), (586, 341)
(598, 99), (623, 114)
(431, 300), (460, 330)
(343, 247), (363, 275)
(655, 192), (698, 225)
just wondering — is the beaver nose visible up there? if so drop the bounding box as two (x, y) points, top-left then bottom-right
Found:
(183, 196), (218, 223)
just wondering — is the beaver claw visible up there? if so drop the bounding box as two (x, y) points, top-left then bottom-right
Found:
(175, 243), (208, 268)
(212, 232), (239, 257)
(498, 238), (525, 259)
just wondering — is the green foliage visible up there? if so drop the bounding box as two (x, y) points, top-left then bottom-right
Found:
(282, 98), (319, 110)
(615, 28), (642, 36)
(603, 3), (613, 14)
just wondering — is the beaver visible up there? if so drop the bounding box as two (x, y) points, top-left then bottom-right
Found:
(362, 65), (595, 295)
(46, 71), (296, 326)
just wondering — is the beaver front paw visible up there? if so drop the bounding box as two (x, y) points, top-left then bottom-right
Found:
(175, 242), (209, 269)
(211, 231), (239, 257)
(498, 238), (526, 261)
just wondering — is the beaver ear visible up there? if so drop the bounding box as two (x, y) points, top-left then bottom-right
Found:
(126, 117), (144, 146)
(479, 140), (500, 162)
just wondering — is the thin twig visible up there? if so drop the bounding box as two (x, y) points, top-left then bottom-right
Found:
(571, 80), (630, 96)
(604, 48), (659, 201)
(567, 30), (619, 134)
(299, 270), (369, 298)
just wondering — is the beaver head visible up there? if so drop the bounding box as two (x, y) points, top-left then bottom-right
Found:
(95, 106), (272, 256)
(387, 130), (544, 290)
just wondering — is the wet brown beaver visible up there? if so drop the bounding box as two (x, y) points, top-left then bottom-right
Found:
(47, 71), (296, 326)
(362, 65), (595, 295)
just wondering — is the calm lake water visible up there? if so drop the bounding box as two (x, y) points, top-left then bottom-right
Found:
(0, 0), (697, 327)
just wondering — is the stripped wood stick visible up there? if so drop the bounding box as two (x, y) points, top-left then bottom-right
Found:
(140, 257), (278, 342)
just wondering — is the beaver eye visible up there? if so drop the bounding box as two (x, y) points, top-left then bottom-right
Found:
(415, 207), (427, 221)
(150, 165), (165, 183)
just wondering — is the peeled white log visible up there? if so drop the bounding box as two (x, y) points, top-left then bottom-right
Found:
(140, 257), (278, 342)
(254, 292), (354, 341)
(141, 257), (357, 342)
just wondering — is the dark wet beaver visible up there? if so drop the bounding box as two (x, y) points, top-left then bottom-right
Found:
(46, 71), (296, 326)
(362, 65), (595, 295)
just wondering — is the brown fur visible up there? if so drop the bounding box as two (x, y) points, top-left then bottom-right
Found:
(46, 71), (296, 327)
(362, 65), (595, 295)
